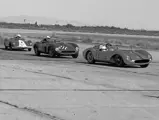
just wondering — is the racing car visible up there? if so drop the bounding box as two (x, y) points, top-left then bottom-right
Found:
(4, 34), (32, 51)
(83, 43), (152, 68)
(33, 37), (79, 58)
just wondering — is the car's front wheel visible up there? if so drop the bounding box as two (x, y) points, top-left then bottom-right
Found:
(34, 47), (40, 56)
(86, 51), (95, 64)
(140, 64), (149, 68)
(113, 54), (125, 67)
(48, 47), (55, 58)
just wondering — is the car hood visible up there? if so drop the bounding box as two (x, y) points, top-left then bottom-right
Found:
(53, 42), (75, 51)
(121, 50), (148, 60)
(24, 41), (32, 46)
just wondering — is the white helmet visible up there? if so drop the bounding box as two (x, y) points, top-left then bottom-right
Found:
(99, 44), (106, 50)
(16, 34), (21, 38)
(46, 36), (50, 39)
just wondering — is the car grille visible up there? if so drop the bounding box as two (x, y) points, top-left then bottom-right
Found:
(135, 59), (149, 63)
(61, 51), (75, 54)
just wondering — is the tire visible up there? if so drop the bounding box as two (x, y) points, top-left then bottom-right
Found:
(5, 46), (8, 50)
(34, 47), (40, 56)
(72, 54), (78, 58)
(86, 51), (95, 64)
(140, 64), (149, 68)
(9, 43), (13, 50)
(48, 47), (55, 58)
(113, 54), (124, 67)
(28, 48), (32, 51)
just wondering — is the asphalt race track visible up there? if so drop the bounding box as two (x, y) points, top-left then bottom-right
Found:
(0, 44), (159, 120)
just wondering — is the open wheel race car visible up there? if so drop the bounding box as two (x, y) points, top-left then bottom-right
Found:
(33, 37), (79, 58)
(83, 43), (152, 68)
(4, 36), (32, 51)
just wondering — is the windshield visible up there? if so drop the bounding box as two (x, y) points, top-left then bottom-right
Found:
(115, 44), (142, 51)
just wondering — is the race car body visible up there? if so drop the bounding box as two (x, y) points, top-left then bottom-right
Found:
(33, 38), (79, 58)
(83, 43), (152, 68)
(4, 37), (32, 51)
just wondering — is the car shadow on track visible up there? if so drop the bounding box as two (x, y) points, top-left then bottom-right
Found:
(0, 47), (28, 52)
(76, 61), (139, 68)
(26, 54), (73, 59)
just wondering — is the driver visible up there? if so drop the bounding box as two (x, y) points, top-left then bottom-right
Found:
(14, 34), (21, 40)
(43, 36), (50, 42)
(99, 44), (107, 51)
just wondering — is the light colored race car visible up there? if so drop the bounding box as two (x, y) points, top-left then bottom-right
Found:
(4, 35), (32, 51)
(83, 43), (152, 68)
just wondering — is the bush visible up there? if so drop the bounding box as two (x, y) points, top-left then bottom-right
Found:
(81, 37), (93, 43)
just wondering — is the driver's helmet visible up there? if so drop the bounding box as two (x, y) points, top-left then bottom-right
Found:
(99, 44), (107, 50)
(15, 34), (21, 38)
(43, 36), (50, 42)
(46, 36), (50, 39)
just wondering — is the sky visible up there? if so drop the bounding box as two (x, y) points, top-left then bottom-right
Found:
(0, 0), (159, 30)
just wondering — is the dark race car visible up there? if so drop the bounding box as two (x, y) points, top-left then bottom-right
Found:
(4, 36), (32, 51)
(83, 43), (152, 68)
(33, 38), (79, 58)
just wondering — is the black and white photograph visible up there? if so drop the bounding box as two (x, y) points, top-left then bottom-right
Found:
(0, 0), (159, 120)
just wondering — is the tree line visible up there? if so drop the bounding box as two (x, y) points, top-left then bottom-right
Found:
(0, 22), (159, 36)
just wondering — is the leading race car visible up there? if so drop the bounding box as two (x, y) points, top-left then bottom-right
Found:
(4, 34), (32, 51)
(83, 43), (152, 68)
(33, 36), (79, 58)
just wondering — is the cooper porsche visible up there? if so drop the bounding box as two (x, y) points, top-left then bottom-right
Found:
(4, 34), (32, 51)
(33, 37), (79, 58)
(83, 43), (152, 68)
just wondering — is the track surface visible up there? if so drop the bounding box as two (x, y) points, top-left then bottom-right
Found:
(0, 44), (159, 120)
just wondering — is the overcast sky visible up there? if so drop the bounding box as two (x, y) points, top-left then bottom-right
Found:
(0, 0), (158, 30)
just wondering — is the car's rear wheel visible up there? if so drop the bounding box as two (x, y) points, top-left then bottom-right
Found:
(9, 43), (13, 50)
(140, 64), (149, 68)
(34, 47), (40, 56)
(48, 47), (55, 58)
(4, 46), (8, 50)
(113, 55), (124, 67)
(72, 54), (78, 58)
(86, 51), (95, 64)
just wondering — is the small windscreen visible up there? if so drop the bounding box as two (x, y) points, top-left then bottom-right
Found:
(48, 38), (61, 42)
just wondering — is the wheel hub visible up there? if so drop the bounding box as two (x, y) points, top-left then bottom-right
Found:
(88, 53), (93, 61)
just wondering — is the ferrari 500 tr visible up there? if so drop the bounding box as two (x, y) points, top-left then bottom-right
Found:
(33, 38), (79, 58)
